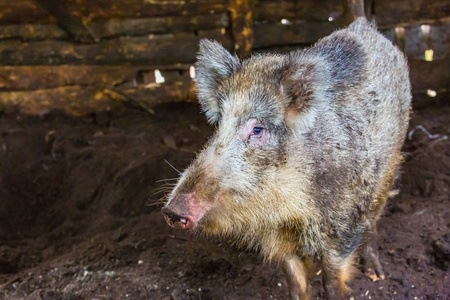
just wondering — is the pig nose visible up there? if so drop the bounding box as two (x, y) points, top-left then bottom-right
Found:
(162, 207), (194, 230)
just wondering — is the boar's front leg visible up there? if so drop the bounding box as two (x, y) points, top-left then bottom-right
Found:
(282, 255), (312, 300)
(361, 222), (385, 281)
(321, 251), (355, 300)
(361, 235), (385, 281)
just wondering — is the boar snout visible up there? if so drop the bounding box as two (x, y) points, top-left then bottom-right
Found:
(161, 206), (194, 230)
(162, 192), (212, 230)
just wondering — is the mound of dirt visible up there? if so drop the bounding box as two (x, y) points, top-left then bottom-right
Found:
(0, 102), (449, 299)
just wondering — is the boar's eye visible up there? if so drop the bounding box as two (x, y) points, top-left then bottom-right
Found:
(251, 127), (264, 136)
(241, 119), (268, 146)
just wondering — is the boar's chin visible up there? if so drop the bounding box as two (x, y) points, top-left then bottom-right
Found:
(193, 208), (239, 237)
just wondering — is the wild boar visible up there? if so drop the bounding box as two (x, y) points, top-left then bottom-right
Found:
(162, 17), (411, 299)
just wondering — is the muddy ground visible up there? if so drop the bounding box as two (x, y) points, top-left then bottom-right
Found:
(0, 100), (448, 300)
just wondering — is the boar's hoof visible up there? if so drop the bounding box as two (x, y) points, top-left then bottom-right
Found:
(361, 242), (385, 282)
(365, 268), (385, 282)
(162, 207), (194, 230)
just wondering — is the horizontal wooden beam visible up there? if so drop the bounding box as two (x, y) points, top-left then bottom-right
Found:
(0, 13), (229, 41)
(376, 0), (450, 28)
(89, 13), (229, 39)
(115, 79), (196, 113)
(0, 77), (196, 116)
(255, 0), (344, 22)
(69, 0), (228, 22)
(0, 29), (233, 65)
(0, 65), (141, 91)
(0, 86), (121, 115)
(252, 20), (342, 49)
(0, 0), (228, 25)
(0, 24), (67, 40)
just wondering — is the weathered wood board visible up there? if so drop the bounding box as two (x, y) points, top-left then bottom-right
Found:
(0, 0), (228, 25)
(253, 20), (342, 49)
(0, 29), (233, 65)
(255, 0), (344, 22)
(375, 0), (450, 28)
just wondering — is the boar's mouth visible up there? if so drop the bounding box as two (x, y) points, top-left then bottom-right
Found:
(162, 190), (214, 231)
(161, 207), (195, 230)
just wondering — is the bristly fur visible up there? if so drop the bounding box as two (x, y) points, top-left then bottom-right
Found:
(163, 17), (411, 300)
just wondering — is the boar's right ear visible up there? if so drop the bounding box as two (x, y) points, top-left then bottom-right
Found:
(281, 54), (330, 121)
(195, 39), (241, 124)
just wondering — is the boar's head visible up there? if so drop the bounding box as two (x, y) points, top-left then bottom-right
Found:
(162, 40), (328, 255)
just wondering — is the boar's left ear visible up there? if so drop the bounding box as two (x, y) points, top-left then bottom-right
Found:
(281, 54), (330, 120)
(195, 39), (241, 124)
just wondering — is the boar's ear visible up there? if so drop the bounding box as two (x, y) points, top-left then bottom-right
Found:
(281, 55), (329, 121)
(195, 39), (241, 124)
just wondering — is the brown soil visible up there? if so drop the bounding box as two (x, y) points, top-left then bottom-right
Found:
(0, 101), (449, 300)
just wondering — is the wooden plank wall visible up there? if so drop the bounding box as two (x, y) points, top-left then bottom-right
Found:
(0, 0), (233, 115)
(0, 0), (448, 115)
